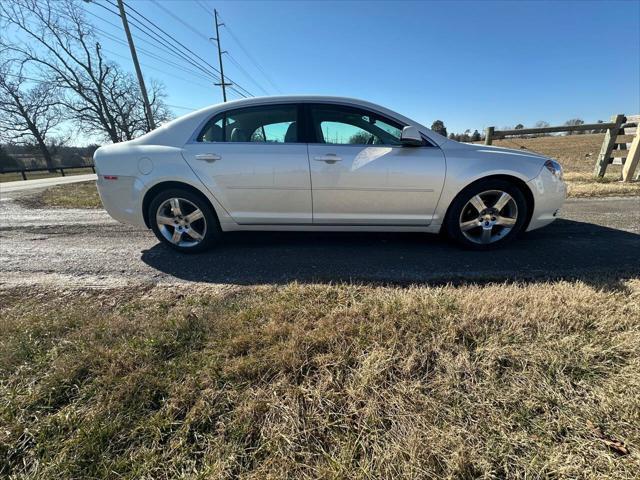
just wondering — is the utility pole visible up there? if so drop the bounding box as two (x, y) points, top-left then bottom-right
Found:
(213, 9), (231, 102)
(116, 0), (156, 130)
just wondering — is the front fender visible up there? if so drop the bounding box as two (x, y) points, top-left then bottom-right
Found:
(432, 144), (546, 225)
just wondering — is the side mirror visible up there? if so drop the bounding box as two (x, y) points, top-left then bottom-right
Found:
(400, 126), (423, 146)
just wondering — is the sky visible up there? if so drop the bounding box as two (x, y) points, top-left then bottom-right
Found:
(59, 0), (640, 142)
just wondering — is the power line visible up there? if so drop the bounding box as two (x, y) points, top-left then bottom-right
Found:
(194, 0), (213, 19)
(83, 8), (220, 85)
(186, 4), (279, 96)
(93, 25), (219, 85)
(101, 48), (214, 91)
(86, 0), (256, 100)
(124, 0), (257, 99)
(150, 0), (211, 44)
(219, 15), (282, 94)
(226, 52), (270, 96)
(8, 5), (218, 90)
(124, 0), (254, 98)
(3, 72), (201, 113)
(166, 103), (199, 111)
(92, 0), (222, 83)
(92, 0), (223, 84)
(101, 0), (254, 97)
(122, 0), (253, 98)
(2, 73), (57, 84)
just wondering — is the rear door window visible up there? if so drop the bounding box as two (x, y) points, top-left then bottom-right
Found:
(198, 105), (298, 143)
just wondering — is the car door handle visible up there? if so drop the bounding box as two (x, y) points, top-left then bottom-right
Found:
(314, 154), (342, 164)
(195, 153), (221, 162)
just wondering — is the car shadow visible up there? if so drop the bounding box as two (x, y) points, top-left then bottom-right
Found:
(140, 219), (640, 287)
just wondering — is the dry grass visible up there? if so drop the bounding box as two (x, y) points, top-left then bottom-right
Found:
(488, 134), (605, 174)
(17, 181), (103, 209)
(563, 172), (640, 198)
(2, 280), (639, 479)
(485, 134), (640, 197)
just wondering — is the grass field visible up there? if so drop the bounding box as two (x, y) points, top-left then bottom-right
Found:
(1, 281), (639, 479)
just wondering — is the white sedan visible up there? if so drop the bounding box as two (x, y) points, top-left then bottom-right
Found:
(94, 96), (566, 252)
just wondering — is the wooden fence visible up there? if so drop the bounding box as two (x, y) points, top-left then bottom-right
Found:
(484, 114), (640, 181)
(0, 164), (95, 181)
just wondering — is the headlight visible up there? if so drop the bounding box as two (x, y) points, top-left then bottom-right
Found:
(544, 159), (563, 180)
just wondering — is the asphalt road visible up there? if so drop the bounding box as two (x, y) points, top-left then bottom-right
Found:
(1, 194), (639, 288)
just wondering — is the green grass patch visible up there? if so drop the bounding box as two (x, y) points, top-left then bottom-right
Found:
(16, 181), (102, 209)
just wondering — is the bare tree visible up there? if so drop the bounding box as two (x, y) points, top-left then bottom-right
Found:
(564, 118), (585, 135)
(78, 67), (171, 141)
(0, 61), (64, 170)
(511, 123), (524, 138)
(0, 0), (171, 143)
(348, 131), (373, 144)
(534, 120), (550, 137)
(591, 119), (605, 134)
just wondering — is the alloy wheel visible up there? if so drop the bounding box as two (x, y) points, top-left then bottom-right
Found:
(458, 189), (518, 244)
(155, 197), (207, 248)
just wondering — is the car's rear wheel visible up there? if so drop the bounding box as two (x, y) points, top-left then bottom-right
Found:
(148, 188), (220, 253)
(445, 179), (528, 250)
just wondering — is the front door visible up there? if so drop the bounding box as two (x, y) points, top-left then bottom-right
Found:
(307, 104), (446, 225)
(182, 103), (312, 224)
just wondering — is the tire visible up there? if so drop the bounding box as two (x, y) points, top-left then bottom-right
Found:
(445, 179), (529, 250)
(148, 188), (221, 253)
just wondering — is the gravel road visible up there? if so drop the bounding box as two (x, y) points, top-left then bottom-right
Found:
(1, 173), (97, 193)
(1, 194), (639, 288)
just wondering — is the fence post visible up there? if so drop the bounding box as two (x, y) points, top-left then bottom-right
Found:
(484, 126), (494, 145)
(594, 114), (625, 177)
(621, 128), (640, 182)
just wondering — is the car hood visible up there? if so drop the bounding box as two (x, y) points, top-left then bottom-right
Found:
(440, 139), (552, 162)
(436, 139), (553, 180)
(462, 143), (550, 159)
(450, 143), (549, 160)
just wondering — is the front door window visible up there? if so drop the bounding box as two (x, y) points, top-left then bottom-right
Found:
(310, 105), (404, 145)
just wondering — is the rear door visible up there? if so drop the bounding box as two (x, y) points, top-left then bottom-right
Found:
(182, 103), (312, 224)
(307, 104), (446, 225)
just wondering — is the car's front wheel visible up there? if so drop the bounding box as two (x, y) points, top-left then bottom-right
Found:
(445, 179), (528, 250)
(148, 188), (220, 253)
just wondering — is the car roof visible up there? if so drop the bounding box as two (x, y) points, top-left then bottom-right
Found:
(202, 95), (383, 107)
